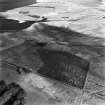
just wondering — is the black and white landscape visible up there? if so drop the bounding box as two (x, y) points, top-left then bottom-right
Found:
(0, 0), (105, 105)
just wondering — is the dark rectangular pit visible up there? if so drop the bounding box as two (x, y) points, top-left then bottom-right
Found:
(37, 48), (89, 89)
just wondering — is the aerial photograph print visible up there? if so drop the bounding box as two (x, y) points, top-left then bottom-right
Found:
(0, 0), (105, 105)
